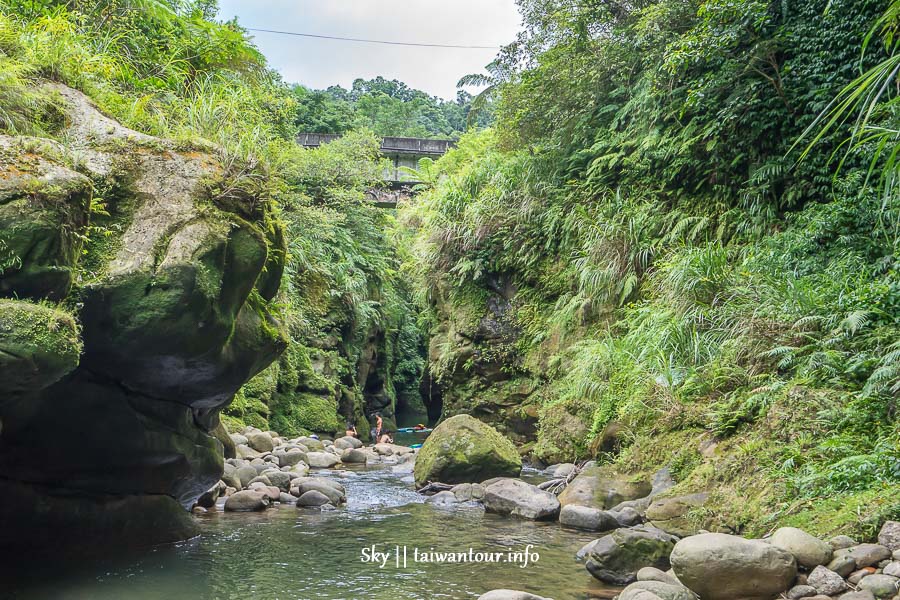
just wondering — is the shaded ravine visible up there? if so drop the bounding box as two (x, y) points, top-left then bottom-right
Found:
(5, 465), (615, 600)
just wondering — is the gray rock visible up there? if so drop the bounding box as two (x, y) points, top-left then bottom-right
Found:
(224, 490), (269, 512)
(808, 564), (849, 596)
(296, 481), (345, 505)
(846, 544), (893, 568)
(857, 574), (899, 598)
(828, 554), (858, 577)
(483, 480), (560, 520)
(341, 448), (368, 464)
(334, 436), (363, 450)
(265, 470), (293, 492)
(879, 522), (900, 552)
(296, 490), (331, 507)
(894, 549), (900, 560)
(671, 533), (797, 600)
(477, 591), (551, 600)
(306, 452), (341, 468)
(229, 433), (248, 447)
(278, 492), (296, 504)
(451, 483), (485, 502)
(297, 436), (325, 451)
(883, 561), (900, 577)
(612, 506), (643, 528)
(585, 525), (677, 585)
(236, 444), (262, 460)
(830, 535), (859, 551)
(236, 465), (259, 488)
(221, 464), (241, 490)
(246, 431), (274, 453)
(637, 567), (681, 586)
(559, 504), (619, 532)
(426, 491), (459, 505)
(837, 592), (876, 600)
(618, 580), (695, 600)
(770, 527), (833, 569)
(786, 585), (818, 599)
(248, 475), (272, 487)
(544, 463), (576, 479)
(279, 450), (307, 467)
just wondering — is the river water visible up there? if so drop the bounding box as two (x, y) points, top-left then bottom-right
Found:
(5, 463), (617, 600)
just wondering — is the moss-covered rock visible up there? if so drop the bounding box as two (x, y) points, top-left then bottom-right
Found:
(0, 299), (81, 397)
(558, 465), (652, 510)
(0, 84), (286, 545)
(413, 414), (522, 486)
(0, 136), (91, 300)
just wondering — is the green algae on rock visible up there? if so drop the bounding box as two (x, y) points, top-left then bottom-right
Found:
(414, 414), (522, 487)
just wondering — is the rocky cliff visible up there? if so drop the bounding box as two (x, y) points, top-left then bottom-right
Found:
(0, 84), (286, 548)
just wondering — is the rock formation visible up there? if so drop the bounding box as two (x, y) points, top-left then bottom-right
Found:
(0, 84), (286, 548)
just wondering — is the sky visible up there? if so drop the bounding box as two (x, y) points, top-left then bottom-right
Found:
(216, 1), (523, 100)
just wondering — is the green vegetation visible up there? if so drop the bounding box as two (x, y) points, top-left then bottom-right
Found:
(400, 0), (900, 536)
(293, 77), (491, 138)
(0, 0), (425, 438)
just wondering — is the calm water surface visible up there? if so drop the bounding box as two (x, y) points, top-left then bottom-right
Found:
(5, 465), (615, 600)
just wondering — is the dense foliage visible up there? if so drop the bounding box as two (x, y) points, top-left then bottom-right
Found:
(293, 76), (491, 139)
(402, 0), (900, 536)
(0, 0), (425, 438)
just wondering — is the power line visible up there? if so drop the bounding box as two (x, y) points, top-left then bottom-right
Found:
(244, 28), (501, 50)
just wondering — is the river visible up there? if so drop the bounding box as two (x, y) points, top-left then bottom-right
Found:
(5, 463), (617, 600)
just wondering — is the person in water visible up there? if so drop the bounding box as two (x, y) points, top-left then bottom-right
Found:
(379, 431), (394, 444)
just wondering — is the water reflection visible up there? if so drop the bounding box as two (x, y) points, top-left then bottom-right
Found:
(5, 466), (615, 600)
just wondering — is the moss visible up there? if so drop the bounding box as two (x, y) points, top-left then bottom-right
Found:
(414, 414), (522, 486)
(269, 391), (342, 436)
(0, 299), (82, 394)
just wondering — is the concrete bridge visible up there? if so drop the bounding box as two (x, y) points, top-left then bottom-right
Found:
(297, 134), (454, 206)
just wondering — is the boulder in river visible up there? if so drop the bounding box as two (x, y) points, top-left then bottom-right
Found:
(558, 466), (651, 510)
(413, 414), (521, 486)
(670, 533), (797, 600)
(296, 490), (332, 507)
(618, 580), (696, 600)
(477, 591), (552, 600)
(224, 490), (270, 512)
(559, 504), (619, 532)
(334, 436), (363, 450)
(341, 448), (368, 464)
(584, 525), (677, 585)
(483, 479), (560, 520)
(306, 452), (341, 468)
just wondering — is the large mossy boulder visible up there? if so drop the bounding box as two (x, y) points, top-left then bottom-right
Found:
(413, 414), (522, 486)
(0, 84), (286, 549)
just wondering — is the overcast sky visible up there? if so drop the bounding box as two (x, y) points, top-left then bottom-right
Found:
(217, 1), (523, 100)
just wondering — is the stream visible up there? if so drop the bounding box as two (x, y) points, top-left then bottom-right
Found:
(5, 462), (617, 600)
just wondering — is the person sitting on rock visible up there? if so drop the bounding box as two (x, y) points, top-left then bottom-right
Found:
(378, 431), (394, 444)
(345, 422), (358, 438)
